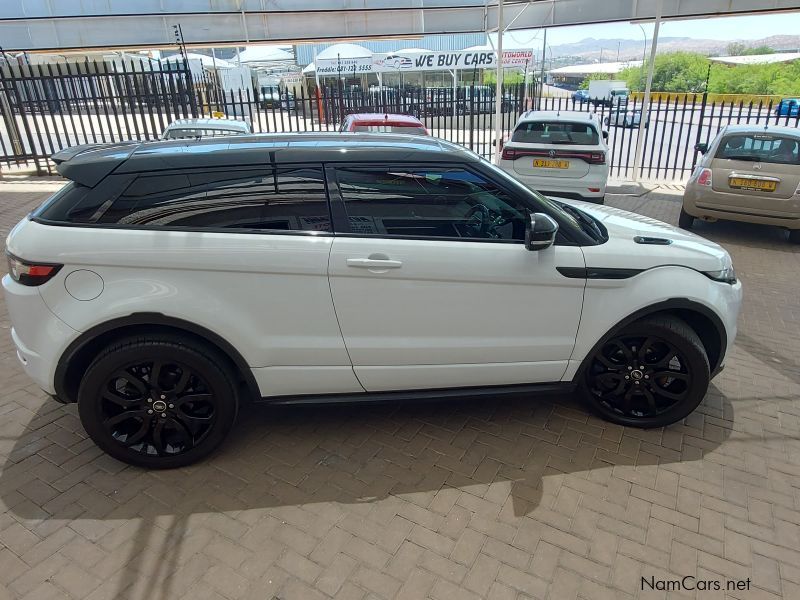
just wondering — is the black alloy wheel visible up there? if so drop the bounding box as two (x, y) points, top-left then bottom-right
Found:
(581, 316), (710, 428)
(79, 335), (238, 468)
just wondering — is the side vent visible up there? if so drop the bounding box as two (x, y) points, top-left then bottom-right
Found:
(633, 236), (672, 245)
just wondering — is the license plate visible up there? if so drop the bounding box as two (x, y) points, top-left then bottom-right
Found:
(729, 177), (777, 192)
(533, 158), (569, 169)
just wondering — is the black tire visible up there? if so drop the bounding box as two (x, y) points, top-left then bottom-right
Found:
(78, 335), (239, 469)
(678, 208), (694, 230)
(579, 315), (710, 428)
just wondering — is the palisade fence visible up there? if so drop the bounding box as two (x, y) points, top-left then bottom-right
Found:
(1, 58), (800, 180)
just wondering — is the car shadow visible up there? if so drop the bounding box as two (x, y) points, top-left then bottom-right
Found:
(688, 217), (798, 250)
(0, 388), (732, 599)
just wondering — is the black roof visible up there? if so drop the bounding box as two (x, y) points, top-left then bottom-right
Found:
(52, 133), (476, 187)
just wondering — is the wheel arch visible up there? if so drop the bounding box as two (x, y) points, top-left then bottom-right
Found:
(54, 313), (260, 404)
(573, 298), (727, 382)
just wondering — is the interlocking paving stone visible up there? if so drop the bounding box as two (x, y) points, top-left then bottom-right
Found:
(0, 180), (798, 599)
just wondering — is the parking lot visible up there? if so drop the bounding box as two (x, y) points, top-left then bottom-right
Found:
(0, 178), (797, 600)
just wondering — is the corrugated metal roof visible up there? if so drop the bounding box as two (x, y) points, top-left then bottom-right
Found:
(548, 61), (642, 75)
(709, 52), (800, 65)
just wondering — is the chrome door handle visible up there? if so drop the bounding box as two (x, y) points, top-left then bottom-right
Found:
(346, 258), (403, 269)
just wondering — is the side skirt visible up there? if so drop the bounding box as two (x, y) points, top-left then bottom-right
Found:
(256, 382), (576, 406)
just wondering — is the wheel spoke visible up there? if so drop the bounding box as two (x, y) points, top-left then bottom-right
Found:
(121, 419), (150, 447)
(175, 393), (213, 407)
(167, 417), (194, 447)
(172, 368), (192, 394)
(641, 387), (658, 416)
(175, 411), (213, 434)
(610, 340), (634, 362)
(595, 372), (627, 395)
(152, 420), (166, 455)
(653, 352), (678, 368)
(618, 388), (634, 415)
(150, 361), (164, 388)
(653, 370), (690, 382)
(104, 409), (148, 428)
(111, 370), (147, 396)
(638, 337), (657, 363)
(595, 353), (622, 371)
(102, 389), (143, 408)
(652, 385), (688, 402)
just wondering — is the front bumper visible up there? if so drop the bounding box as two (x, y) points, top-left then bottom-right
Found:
(715, 279), (743, 373)
(2, 275), (78, 395)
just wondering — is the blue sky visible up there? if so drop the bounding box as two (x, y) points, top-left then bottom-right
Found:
(494, 11), (800, 48)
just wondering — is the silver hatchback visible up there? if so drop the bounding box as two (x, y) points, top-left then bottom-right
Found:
(681, 125), (800, 242)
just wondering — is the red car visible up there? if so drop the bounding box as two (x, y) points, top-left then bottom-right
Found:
(340, 113), (429, 135)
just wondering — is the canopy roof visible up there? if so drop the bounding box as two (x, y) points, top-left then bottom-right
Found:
(316, 43), (372, 60)
(6, 0), (799, 53)
(238, 45), (294, 63)
(549, 60), (643, 75)
(709, 52), (800, 65)
(162, 52), (236, 69)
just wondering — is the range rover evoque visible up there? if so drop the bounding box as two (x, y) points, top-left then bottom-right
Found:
(3, 134), (742, 468)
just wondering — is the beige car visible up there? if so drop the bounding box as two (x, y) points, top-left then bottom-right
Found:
(681, 125), (800, 243)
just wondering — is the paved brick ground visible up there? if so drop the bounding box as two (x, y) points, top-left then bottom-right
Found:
(0, 179), (799, 600)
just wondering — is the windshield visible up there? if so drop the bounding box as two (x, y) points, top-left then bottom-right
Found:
(352, 125), (427, 134)
(163, 128), (243, 140)
(477, 156), (606, 243)
(511, 121), (599, 145)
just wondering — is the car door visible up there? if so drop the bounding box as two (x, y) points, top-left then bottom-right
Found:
(326, 163), (586, 392)
(40, 163), (363, 398)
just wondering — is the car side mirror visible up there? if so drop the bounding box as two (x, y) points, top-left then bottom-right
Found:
(695, 142), (708, 154)
(525, 212), (559, 251)
(602, 130), (609, 140)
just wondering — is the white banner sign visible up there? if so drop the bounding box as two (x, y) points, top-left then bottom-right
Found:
(314, 49), (533, 75)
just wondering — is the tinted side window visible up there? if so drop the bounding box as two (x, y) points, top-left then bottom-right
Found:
(98, 166), (331, 231)
(334, 167), (527, 241)
(34, 181), (104, 223)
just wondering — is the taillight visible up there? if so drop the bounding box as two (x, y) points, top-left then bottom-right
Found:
(587, 151), (606, 165)
(501, 147), (518, 160)
(697, 168), (712, 186)
(6, 253), (62, 286)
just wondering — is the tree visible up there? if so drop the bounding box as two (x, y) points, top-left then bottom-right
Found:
(619, 52), (710, 93)
(578, 73), (612, 89)
(726, 42), (749, 56)
(727, 42), (775, 56)
(614, 50), (800, 95)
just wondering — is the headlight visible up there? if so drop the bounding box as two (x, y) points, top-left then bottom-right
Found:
(703, 266), (737, 284)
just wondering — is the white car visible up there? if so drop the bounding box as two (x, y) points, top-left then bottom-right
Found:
(4, 134), (741, 468)
(499, 111), (610, 203)
(604, 108), (650, 129)
(161, 117), (251, 140)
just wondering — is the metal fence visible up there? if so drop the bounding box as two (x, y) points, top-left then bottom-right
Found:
(2, 59), (799, 180)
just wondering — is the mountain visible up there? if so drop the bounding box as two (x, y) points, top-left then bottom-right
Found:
(544, 34), (800, 63)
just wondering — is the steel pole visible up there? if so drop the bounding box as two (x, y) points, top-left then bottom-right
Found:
(493, 0), (504, 164)
(538, 27), (547, 109)
(632, 0), (662, 182)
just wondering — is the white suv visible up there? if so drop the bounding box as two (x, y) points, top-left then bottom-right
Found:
(4, 134), (741, 468)
(499, 111), (609, 203)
